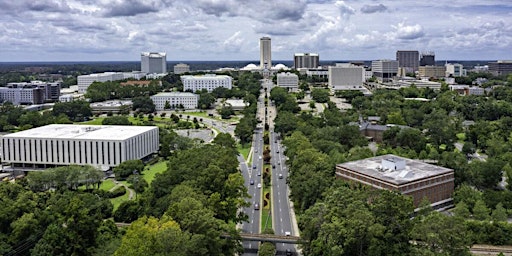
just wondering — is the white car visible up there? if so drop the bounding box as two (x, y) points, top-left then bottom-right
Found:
(284, 231), (291, 236)
(257, 183), (262, 188)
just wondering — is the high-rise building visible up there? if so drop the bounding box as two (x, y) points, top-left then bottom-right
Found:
(141, 52), (167, 74)
(294, 53), (319, 69)
(260, 37), (272, 70)
(418, 66), (446, 78)
(420, 52), (435, 66)
(372, 60), (399, 82)
(328, 64), (364, 92)
(396, 50), (419, 72)
(488, 61), (512, 76)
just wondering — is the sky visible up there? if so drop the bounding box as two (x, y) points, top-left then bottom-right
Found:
(0, 0), (511, 62)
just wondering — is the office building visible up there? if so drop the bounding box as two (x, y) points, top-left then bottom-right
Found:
(445, 63), (467, 77)
(294, 53), (319, 69)
(396, 50), (419, 72)
(328, 64), (364, 91)
(1, 81), (60, 104)
(1, 124), (159, 169)
(77, 72), (125, 93)
(276, 72), (299, 92)
(141, 52), (167, 74)
(181, 74), (232, 92)
(420, 52), (435, 66)
(488, 61), (512, 76)
(90, 100), (132, 114)
(173, 63), (190, 74)
(336, 154), (454, 208)
(150, 92), (199, 110)
(418, 66), (446, 78)
(260, 37), (272, 70)
(372, 60), (399, 82)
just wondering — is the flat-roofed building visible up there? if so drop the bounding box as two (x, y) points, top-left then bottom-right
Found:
(77, 72), (125, 93)
(294, 53), (319, 69)
(1, 124), (159, 170)
(141, 52), (167, 74)
(445, 63), (467, 77)
(336, 154), (454, 208)
(0, 85), (44, 105)
(418, 66), (446, 79)
(276, 72), (299, 92)
(260, 37), (272, 70)
(181, 74), (232, 92)
(372, 60), (398, 82)
(90, 100), (132, 114)
(488, 60), (512, 76)
(173, 63), (190, 74)
(396, 50), (419, 72)
(328, 63), (364, 91)
(150, 92), (198, 110)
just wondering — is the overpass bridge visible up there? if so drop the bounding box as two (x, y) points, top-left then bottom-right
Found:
(238, 233), (301, 244)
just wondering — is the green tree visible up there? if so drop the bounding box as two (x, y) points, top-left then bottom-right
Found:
(453, 201), (471, 219)
(114, 160), (145, 180)
(102, 116), (132, 125)
(212, 133), (236, 149)
(473, 199), (490, 221)
(491, 202), (508, 222)
(310, 88), (330, 103)
(127, 174), (149, 194)
(132, 96), (155, 114)
(198, 91), (216, 109)
(219, 105), (234, 119)
(259, 242), (276, 256)
(52, 100), (92, 122)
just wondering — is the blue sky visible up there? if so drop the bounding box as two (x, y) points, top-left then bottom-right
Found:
(0, 0), (511, 62)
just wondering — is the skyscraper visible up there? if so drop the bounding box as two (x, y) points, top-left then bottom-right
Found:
(260, 37), (272, 70)
(141, 52), (167, 74)
(294, 53), (319, 69)
(396, 50), (419, 72)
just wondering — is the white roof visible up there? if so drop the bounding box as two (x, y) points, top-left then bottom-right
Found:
(4, 124), (157, 141)
(151, 92), (197, 97)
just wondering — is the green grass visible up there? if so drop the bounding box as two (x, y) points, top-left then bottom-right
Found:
(143, 161), (168, 184)
(237, 144), (251, 161)
(261, 208), (272, 232)
(182, 111), (210, 118)
(110, 191), (129, 212)
(99, 179), (116, 191)
(80, 118), (104, 125)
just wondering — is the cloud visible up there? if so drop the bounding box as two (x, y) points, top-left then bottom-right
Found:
(392, 22), (425, 40)
(360, 4), (387, 14)
(335, 1), (355, 19)
(222, 31), (244, 52)
(102, 0), (160, 17)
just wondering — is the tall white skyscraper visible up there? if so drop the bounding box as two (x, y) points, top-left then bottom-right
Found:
(141, 52), (167, 74)
(260, 37), (271, 69)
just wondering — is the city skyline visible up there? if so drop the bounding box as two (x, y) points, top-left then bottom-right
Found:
(1, 0), (511, 62)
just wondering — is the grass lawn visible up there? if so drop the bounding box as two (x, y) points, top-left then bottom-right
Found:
(261, 208), (272, 232)
(99, 179), (116, 191)
(143, 161), (168, 184)
(182, 111), (210, 118)
(237, 143), (251, 161)
(80, 118), (104, 125)
(110, 191), (129, 212)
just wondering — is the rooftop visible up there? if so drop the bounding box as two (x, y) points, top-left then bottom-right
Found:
(4, 124), (157, 141)
(151, 92), (197, 97)
(337, 154), (453, 185)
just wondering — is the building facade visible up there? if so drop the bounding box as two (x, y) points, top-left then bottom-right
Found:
(418, 66), (446, 78)
(294, 53), (319, 69)
(0, 81), (61, 105)
(420, 52), (435, 66)
(260, 37), (272, 70)
(276, 72), (299, 92)
(90, 100), (133, 114)
(77, 72), (125, 93)
(1, 124), (159, 169)
(150, 92), (199, 110)
(328, 64), (364, 91)
(335, 154), (454, 208)
(445, 63), (467, 77)
(173, 63), (190, 74)
(371, 60), (399, 82)
(141, 52), (167, 74)
(181, 74), (232, 92)
(396, 50), (419, 72)
(488, 61), (512, 76)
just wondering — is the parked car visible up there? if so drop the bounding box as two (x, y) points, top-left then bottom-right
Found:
(257, 183), (262, 188)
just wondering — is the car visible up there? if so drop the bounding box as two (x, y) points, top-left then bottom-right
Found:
(257, 183), (262, 188)
(257, 172), (261, 176)
(259, 156), (262, 160)
(276, 150), (279, 153)
(278, 162), (280, 165)
(255, 149), (258, 153)
(272, 164), (276, 168)
(284, 231), (291, 236)
(253, 165), (256, 169)
(254, 203), (260, 210)
(285, 249), (292, 256)
(250, 180), (254, 185)
(278, 174), (283, 179)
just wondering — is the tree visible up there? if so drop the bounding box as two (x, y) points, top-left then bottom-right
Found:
(472, 199), (490, 221)
(164, 100), (171, 110)
(198, 92), (215, 109)
(491, 202), (508, 222)
(114, 160), (145, 180)
(102, 116), (132, 125)
(219, 105), (234, 119)
(127, 174), (148, 194)
(212, 133), (236, 149)
(311, 88), (330, 103)
(258, 242), (276, 256)
(52, 100), (92, 122)
(132, 96), (155, 114)
(453, 201), (471, 219)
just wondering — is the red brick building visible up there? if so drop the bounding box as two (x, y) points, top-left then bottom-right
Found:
(335, 154), (454, 208)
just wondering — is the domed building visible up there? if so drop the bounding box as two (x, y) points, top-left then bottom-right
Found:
(241, 63), (259, 71)
(272, 64), (290, 71)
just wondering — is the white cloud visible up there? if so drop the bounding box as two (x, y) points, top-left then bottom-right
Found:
(390, 22), (425, 40)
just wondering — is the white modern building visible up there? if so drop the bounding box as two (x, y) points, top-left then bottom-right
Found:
(141, 52), (167, 74)
(0, 81), (61, 105)
(77, 72), (125, 93)
(181, 74), (232, 92)
(260, 37), (272, 70)
(1, 124), (159, 170)
(173, 63), (190, 74)
(328, 64), (365, 91)
(445, 63), (467, 77)
(150, 92), (199, 110)
(372, 60), (399, 82)
(276, 72), (299, 92)
(90, 100), (133, 114)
